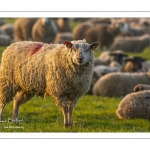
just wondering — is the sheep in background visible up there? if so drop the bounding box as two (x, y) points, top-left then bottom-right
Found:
(109, 50), (128, 65)
(0, 18), (6, 26)
(0, 23), (14, 39)
(84, 23), (121, 49)
(94, 50), (127, 67)
(0, 39), (100, 128)
(73, 22), (94, 41)
(53, 32), (73, 44)
(94, 51), (111, 66)
(32, 18), (58, 43)
(93, 71), (150, 97)
(121, 56), (147, 72)
(87, 18), (112, 24)
(141, 60), (150, 72)
(0, 34), (11, 46)
(14, 18), (38, 41)
(94, 50), (127, 68)
(108, 34), (150, 52)
(94, 57), (110, 66)
(134, 84), (150, 92)
(0, 28), (6, 35)
(56, 18), (71, 32)
(116, 90), (150, 119)
(99, 51), (111, 59)
(93, 65), (119, 76)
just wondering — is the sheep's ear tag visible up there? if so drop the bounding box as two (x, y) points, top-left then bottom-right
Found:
(90, 42), (100, 50)
(62, 41), (72, 48)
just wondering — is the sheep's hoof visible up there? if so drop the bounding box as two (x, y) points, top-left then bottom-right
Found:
(64, 124), (72, 129)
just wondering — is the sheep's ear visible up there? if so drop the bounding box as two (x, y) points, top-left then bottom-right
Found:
(90, 42), (100, 50)
(62, 41), (73, 48)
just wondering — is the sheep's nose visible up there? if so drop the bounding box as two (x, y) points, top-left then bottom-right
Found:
(77, 57), (84, 63)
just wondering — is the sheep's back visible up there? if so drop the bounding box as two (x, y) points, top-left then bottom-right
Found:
(116, 90), (150, 119)
(93, 72), (150, 97)
(1, 41), (58, 92)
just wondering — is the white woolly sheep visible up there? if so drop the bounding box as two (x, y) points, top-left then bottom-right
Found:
(0, 39), (100, 128)
(93, 71), (150, 97)
(14, 18), (38, 41)
(108, 34), (150, 52)
(116, 90), (150, 119)
(31, 18), (58, 43)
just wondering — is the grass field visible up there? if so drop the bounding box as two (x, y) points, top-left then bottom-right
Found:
(1, 18), (150, 132)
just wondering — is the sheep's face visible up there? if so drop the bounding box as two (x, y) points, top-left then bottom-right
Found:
(63, 40), (100, 65)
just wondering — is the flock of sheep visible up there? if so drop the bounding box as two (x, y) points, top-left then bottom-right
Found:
(0, 17), (150, 128)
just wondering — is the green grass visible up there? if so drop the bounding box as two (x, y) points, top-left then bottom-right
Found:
(1, 95), (150, 132)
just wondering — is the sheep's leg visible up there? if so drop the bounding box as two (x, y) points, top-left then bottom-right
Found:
(67, 100), (78, 127)
(0, 104), (5, 122)
(13, 91), (34, 122)
(67, 104), (73, 127)
(61, 106), (69, 128)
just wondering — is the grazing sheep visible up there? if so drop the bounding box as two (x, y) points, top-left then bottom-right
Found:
(116, 90), (150, 119)
(53, 32), (73, 44)
(14, 18), (38, 41)
(93, 71), (150, 97)
(134, 84), (150, 92)
(32, 18), (58, 43)
(108, 34), (150, 52)
(0, 39), (100, 128)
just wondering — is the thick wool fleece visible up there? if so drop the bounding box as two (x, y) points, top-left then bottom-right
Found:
(0, 41), (94, 107)
(93, 72), (150, 97)
(116, 90), (150, 119)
